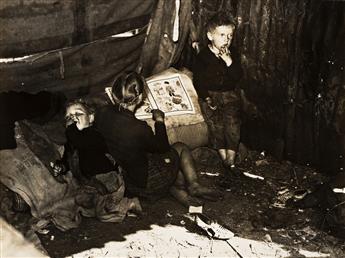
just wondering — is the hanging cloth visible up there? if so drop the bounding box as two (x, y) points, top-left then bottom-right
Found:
(172, 0), (180, 42)
(138, 0), (192, 77)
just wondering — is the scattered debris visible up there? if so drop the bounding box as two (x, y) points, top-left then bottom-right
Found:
(243, 172), (264, 180)
(2, 147), (343, 257)
(333, 188), (345, 194)
(200, 171), (220, 177)
(188, 205), (203, 214)
(32, 219), (50, 234)
(255, 159), (269, 166)
(272, 187), (294, 208)
(292, 167), (300, 186)
(264, 234), (272, 242)
(188, 213), (235, 240)
(36, 229), (49, 235)
(278, 188), (289, 195)
(298, 249), (330, 257)
(293, 189), (308, 199)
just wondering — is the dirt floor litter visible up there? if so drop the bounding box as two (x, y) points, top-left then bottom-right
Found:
(1, 147), (345, 257)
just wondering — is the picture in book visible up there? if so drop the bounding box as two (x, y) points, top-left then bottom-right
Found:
(135, 74), (195, 119)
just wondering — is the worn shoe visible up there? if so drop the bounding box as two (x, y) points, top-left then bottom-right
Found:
(193, 214), (235, 240)
(225, 164), (242, 178)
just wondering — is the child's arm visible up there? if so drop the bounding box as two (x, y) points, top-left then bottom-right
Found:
(205, 97), (217, 110)
(192, 55), (211, 101)
(50, 126), (74, 177)
(193, 55), (218, 110)
(142, 109), (170, 153)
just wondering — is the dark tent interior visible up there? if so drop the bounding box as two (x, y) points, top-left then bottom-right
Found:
(1, 0), (344, 257)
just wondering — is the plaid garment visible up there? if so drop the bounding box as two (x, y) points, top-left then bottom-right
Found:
(126, 148), (179, 199)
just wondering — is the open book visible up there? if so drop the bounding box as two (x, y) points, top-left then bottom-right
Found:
(106, 74), (195, 119)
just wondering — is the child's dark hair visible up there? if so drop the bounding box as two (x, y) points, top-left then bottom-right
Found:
(111, 71), (145, 105)
(206, 12), (236, 32)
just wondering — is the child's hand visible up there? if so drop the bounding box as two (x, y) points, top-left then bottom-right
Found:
(152, 109), (165, 122)
(49, 161), (65, 177)
(205, 97), (217, 110)
(218, 46), (232, 67)
(192, 41), (200, 54)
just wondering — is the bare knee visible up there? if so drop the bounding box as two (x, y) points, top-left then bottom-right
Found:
(172, 142), (189, 155)
(174, 170), (185, 188)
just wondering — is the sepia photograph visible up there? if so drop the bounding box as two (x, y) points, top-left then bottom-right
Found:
(0, 0), (344, 257)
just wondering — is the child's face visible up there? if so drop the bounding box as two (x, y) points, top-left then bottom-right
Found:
(65, 104), (94, 130)
(207, 25), (235, 51)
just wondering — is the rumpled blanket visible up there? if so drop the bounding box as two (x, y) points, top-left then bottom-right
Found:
(0, 124), (132, 231)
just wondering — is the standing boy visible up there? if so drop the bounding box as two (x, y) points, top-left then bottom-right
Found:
(193, 12), (243, 172)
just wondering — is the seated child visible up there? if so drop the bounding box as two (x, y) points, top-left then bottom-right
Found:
(193, 12), (243, 172)
(51, 100), (115, 184)
(50, 99), (142, 213)
(95, 71), (223, 207)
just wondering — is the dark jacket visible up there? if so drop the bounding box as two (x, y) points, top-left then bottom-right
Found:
(61, 123), (115, 179)
(193, 46), (243, 100)
(95, 105), (170, 188)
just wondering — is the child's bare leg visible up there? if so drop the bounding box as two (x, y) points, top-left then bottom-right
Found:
(224, 149), (236, 166)
(172, 142), (223, 200)
(170, 168), (188, 204)
(218, 149), (227, 162)
(169, 186), (203, 207)
(169, 170), (203, 207)
(172, 142), (198, 186)
(169, 185), (190, 207)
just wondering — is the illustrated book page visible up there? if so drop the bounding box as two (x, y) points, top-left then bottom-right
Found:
(135, 74), (195, 119)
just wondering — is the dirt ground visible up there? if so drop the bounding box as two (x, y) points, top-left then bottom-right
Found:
(2, 147), (345, 257)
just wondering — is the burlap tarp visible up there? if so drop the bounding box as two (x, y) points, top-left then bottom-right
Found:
(0, 124), (133, 231)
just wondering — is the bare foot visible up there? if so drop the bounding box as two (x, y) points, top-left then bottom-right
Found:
(169, 186), (204, 207)
(188, 185), (224, 201)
